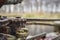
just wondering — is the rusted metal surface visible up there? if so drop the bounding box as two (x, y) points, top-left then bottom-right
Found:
(0, 18), (60, 38)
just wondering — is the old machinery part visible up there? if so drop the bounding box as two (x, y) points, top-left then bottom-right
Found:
(16, 28), (28, 40)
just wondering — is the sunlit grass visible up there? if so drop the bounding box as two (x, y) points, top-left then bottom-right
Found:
(0, 12), (60, 19)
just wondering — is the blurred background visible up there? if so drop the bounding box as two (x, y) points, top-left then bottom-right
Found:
(0, 0), (60, 13)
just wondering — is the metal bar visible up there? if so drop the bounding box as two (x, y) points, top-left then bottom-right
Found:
(27, 19), (60, 21)
(26, 23), (54, 26)
(0, 19), (9, 27)
(0, 19), (9, 22)
(0, 18), (60, 26)
(26, 32), (46, 40)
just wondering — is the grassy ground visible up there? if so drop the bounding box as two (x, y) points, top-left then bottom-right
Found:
(0, 12), (60, 18)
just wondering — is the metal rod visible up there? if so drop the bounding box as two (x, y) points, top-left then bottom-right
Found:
(26, 32), (46, 40)
(27, 19), (60, 21)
